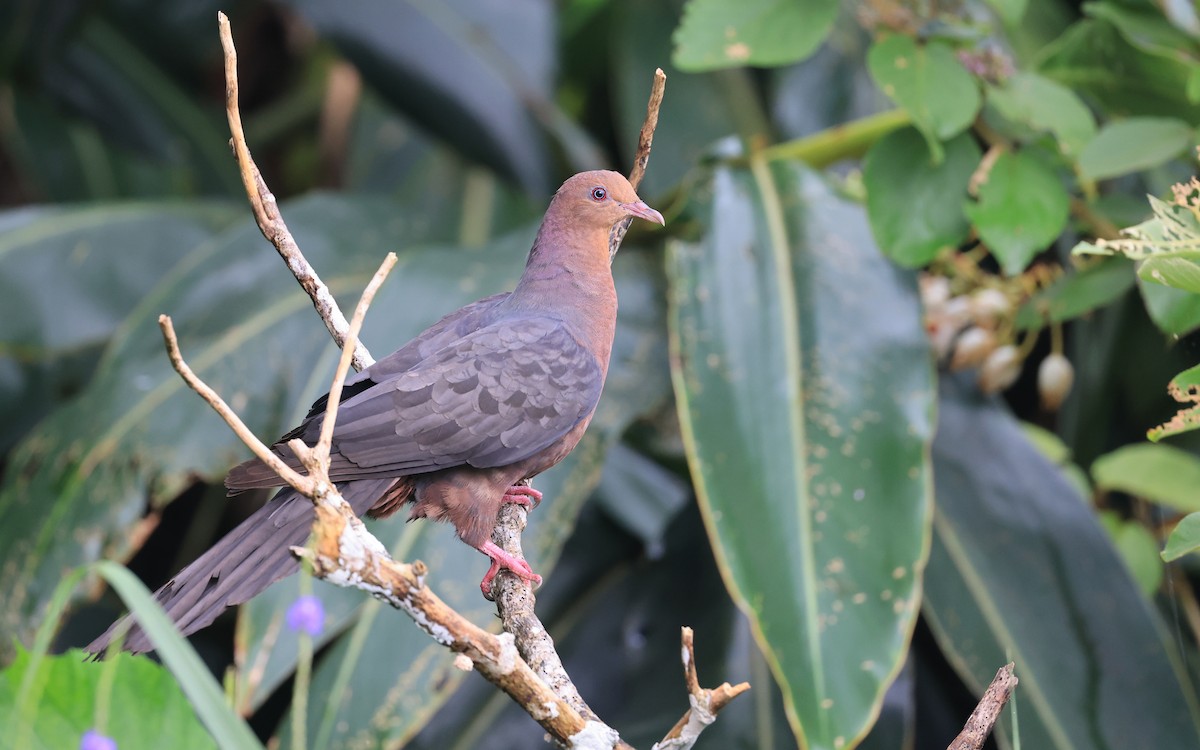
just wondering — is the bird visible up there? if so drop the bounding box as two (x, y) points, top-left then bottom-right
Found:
(86, 170), (664, 654)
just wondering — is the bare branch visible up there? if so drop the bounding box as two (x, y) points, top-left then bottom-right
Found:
(293, 498), (618, 748)
(628, 68), (667, 193)
(652, 627), (751, 750)
(216, 11), (374, 371)
(314, 253), (397, 465)
(947, 663), (1018, 750)
(157, 314), (313, 497)
(610, 67), (667, 261)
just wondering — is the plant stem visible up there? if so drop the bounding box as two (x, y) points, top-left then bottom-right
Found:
(756, 108), (911, 168)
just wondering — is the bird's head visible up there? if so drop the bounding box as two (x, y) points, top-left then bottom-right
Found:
(554, 170), (665, 230)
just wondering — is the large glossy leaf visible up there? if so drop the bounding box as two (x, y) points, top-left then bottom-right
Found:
(285, 0), (573, 193)
(668, 159), (935, 749)
(0, 193), (465, 652)
(0, 202), (238, 451)
(925, 375), (1200, 749)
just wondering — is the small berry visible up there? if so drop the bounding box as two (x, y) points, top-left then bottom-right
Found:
(1038, 353), (1074, 411)
(979, 345), (1022, 393)
(950, 327), (997, 371)
(969, 288), (1011, 328)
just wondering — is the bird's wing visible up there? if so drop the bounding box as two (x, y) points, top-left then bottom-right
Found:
(327, 314), (603, 474)
(299, 292), (510, 421)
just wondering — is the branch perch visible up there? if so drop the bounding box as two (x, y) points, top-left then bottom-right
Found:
(947, 663), (1018, 750)
(652, 627), (750, 750)
(218, 12), (374, 372)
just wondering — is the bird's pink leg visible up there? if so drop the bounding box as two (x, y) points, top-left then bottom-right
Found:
(477, 540), (542, 599)
(502, 485), (543, 508)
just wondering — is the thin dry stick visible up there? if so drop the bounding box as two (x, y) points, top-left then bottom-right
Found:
(491, 66), (669, 734)
(947, 663), (1018, 750)
(610, 67), (667, 261)
(217, 11), (374, 371)
(313, 253), (397, 464)
(652, 627), (751, 750)
(158, 315), (311, 497)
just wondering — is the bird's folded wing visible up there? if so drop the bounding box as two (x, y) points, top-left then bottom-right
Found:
(331, 315), (603, 473)
(300, 293), (509, 421)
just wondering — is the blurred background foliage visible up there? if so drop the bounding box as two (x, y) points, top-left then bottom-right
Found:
(4, 0), (1200, 748)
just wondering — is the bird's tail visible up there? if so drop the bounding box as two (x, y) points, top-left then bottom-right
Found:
(85, 477), (396, 655)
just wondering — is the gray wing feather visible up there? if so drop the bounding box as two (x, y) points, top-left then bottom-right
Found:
(331, 315), (602, 474)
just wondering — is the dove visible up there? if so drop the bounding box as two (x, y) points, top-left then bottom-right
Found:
(87, 170), (664, 653)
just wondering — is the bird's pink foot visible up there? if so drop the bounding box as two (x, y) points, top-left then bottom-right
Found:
(502, 485), (543, 509)
(478, 540), (542, 599)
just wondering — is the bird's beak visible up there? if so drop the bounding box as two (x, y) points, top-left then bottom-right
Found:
(620, 200), (665, 226)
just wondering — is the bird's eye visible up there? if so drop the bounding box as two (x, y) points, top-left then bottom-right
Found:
(590, 186), (607, 202)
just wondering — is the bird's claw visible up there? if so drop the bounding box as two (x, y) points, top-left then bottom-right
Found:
(478, 540), (542, 600)
(502, 484), (543, 509)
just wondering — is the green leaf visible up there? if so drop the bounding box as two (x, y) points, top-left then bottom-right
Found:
(864, 128), (980, 267)
(1139, 255), (1200, 292)
(1163, 512), (1200, 561)
(926, 375), (1200, 749)
(594, 443), (690, 549)
(1021, 422), (1072, 464)
(1014, 259), (1135, 329)
(985, 72), (1097, 156)
(867, 35), (981, 161)
(964, 150), (1070, 274)
(1092, 443), (1200, 512)
(1078, 117), (1194, 181)
(671, 0), (837, 71)
(90, 562), (263, 750)
(985, 0), (1029, 26)
(0, 647), (218, 750)
(1098, 512), (1163, 596)
(0, 202), (238, 451)
(1040, 19), (1200, 121)
(669, 159), (934, 749)
(1085, 2), (1200, 84)
(1139, 274), (1200, 335)
(283, 0), (572, 192)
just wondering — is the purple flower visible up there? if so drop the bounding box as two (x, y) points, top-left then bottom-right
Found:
(286, 594), (324, 636)
(80, 730), (117, 750)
